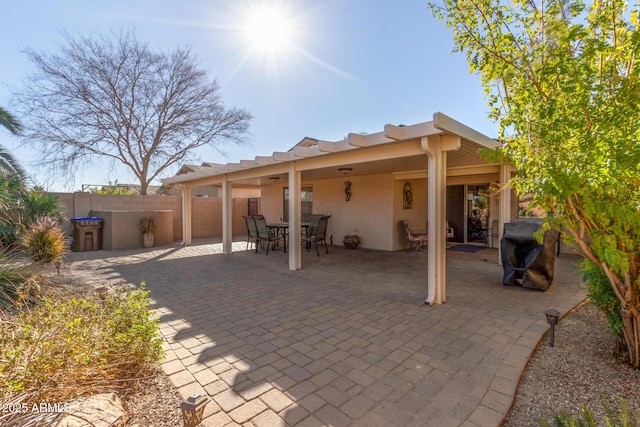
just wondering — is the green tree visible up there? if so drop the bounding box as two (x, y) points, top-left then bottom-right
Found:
(429, 0), (640, 366)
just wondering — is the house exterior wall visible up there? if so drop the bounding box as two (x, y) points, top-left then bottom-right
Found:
(313, 174), (393, 251)
(259, 184), (285, 222)
(257, 174), (394, 251)
(393, 178), (428, 250)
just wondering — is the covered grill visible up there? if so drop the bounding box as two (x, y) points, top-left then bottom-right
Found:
(500, 221), (558, 290)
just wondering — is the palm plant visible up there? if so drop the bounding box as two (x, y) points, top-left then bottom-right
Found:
(0, 106), (27, 181)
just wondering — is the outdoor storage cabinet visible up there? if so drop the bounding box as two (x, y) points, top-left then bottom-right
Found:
(500, 221), (558, 290)
(71, 217), (103, 251)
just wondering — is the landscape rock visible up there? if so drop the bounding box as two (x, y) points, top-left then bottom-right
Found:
(55, 393), (125, 427)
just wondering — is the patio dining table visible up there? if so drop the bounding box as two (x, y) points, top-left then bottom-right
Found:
(267, 223), (310, 253)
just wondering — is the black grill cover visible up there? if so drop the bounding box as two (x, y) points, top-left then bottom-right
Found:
(500, 222), (558, 290)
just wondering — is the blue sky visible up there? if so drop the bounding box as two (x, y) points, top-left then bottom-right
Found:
(0, 0), (497, 191)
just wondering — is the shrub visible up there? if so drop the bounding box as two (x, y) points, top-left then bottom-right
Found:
(0, 283), (164, 402)
(0, 248), (37, 310)
(0, 181), (65, 246)
(582, 259), (625, 355)
(21, 188), (64, 225)
(139, 217), (155, 234)
(21, 218), (68, 264)
(541, 398), (639, 427)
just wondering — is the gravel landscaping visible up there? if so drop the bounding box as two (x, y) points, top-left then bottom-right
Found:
(504, 301), (640, 426)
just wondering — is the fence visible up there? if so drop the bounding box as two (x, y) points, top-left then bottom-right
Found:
(52, 192), (258, 244)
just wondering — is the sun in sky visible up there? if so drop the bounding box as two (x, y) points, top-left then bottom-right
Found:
(225, 1), (353, 80)
(241, 2), (295, 56)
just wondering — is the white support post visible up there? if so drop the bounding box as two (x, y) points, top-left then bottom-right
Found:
(288, 163), (302, 270)
(182, 185), (192, 245)
(222, 177), (233, 254)
(422, 135), (460, 305)
(498, 163), (513, 265)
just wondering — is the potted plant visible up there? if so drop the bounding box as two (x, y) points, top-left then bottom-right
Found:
(140, 217), (155, 248)
(343, 234), (360, 249)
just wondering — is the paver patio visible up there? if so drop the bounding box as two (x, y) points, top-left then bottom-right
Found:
(68, 240), (586, 426)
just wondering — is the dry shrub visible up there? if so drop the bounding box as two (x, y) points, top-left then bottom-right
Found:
(0, 248), (39, 311)
(21, 218), (68, 264)
(0, 283), (164, 404)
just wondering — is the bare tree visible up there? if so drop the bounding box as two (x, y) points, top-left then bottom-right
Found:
(15, 30), (251, 194)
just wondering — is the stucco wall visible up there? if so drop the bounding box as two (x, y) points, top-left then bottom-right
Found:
(54, 192), (183, 241)
(313, 174), (393, 251)
(90, 210), (173, 250)
(258, 183), (285, 223)
(53, 192), (254, 245)
(392, 178), (428, 250)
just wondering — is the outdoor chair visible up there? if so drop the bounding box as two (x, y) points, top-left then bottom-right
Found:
(468, 215), (487, 243)
(446, 221), (454, 238)
(253, 216), (282, 255)
(303, 215), (330, 256)
(305, 214), (324, 238)
(402, 219), (428, 252)
(243, 216), (258, 251)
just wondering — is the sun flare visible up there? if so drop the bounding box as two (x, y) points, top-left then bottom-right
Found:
(242, 4), (294, 55)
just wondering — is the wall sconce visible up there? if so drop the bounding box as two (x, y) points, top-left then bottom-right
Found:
(544, 309), (560, 347)
(180, 394), (209, 427)
(268, 176), (280, 183)
(338, 167), (352, 176)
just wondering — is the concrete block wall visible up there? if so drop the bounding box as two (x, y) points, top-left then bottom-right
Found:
(52, 192), (255, 247)
(90, 210), (174, 250)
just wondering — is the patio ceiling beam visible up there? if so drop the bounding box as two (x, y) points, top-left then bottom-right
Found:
(318, 139), (353, 153)
(347, 133), (367, 147)
(384, 122), (442, 141)
(349, 131), (399, 148)
(293, 146), (313, 157)
(318, 140), (340, 152)
(447, 164), (500, 176)
(255, 156), (276, 165)
(273, 151), (295, 161)
(433, 112), (499, 149)
(240, 160), (258, 168)
(296, 139), (424, 172)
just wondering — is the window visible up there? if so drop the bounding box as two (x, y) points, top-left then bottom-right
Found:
(283, 185), (313, 222)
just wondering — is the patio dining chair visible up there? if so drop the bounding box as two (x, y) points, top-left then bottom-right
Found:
(253, 216), (282, 255)
(303, 215), (330, 256)
(243, 216), (258, 251)
(305, 214), (324, 240)
(402, 219), (428, 252)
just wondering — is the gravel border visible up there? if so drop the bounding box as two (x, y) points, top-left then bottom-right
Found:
(503, 301), (640, 426)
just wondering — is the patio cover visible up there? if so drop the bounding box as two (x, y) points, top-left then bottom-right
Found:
(162, 112), (508, 305)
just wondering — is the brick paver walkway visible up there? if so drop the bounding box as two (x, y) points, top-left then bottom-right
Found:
(68, 240), (586, 426)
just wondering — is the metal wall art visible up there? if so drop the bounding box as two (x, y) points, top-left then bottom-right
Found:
(403, 182), (413, 209)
